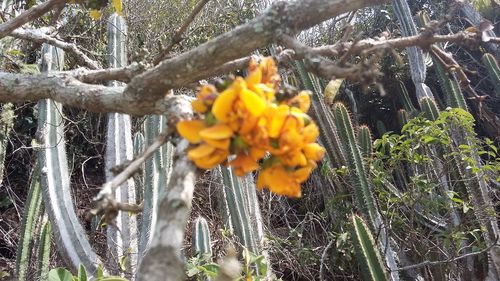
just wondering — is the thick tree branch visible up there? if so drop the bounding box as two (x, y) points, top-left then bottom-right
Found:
(123, 0), (388, 109)
(0, 72), (190, 115)
(0, 0), (65, 39)
(10, 28), (100, 69)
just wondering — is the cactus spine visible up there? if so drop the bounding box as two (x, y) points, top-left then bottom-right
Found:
(37, 216), (52, 281)
(106, 13), (138, 275)
(352, 214), (389, 281)
(16, 165), (43, 281)
(37, 44), (101, 274)
(482, 53), (500, 97)
(192, 216), (212, 258)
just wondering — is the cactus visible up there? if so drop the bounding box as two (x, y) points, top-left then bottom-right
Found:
(37, 44), (101, 274)
(357, 125), (373, 158)
(294, 60), (346, 167)
(481, 53), (500, 97)
(105, 13), (138, 275)
(16, 164), (43, 281)
(138, 115), (174, 259)
(375, 120), (386, 136)
(133, 132), (145, 204)
(333, 103), (399, 280)
(396, 109), (409, 128)
(392, 0), (434, 102)
(0, 103), (14, 187)
(396, 81), (417, 114)
(351, 214), (389, 281)
(420, 97), (440, 121)
(219, 166), (260, 254)
(416, 11), (468, 110)
(192, 216), (212, 258)
(37, 216), (52, 281)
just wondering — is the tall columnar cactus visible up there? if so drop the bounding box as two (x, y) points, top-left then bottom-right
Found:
(396, 81), (417, 115)
(294, 60), (346, 167)
(420, 97), (440, 121)
(392, 0), (434, 102)
(133, 132), (145, 204)
(416, 11), (467, 110)
(138, 115), (174, 259)
(105, 13), (138, 275)
(0, 103), (14, 186)
(219, 166), (261, 254)
(37, 216), (52, 281)
(37, 44), (101, 274)
(481, 53), (500, 97)
(16, 165), (43, 281)
(448, 121), (500, 278)
(357, 125), (373, 158)
(333, 103), (399, 280)
(396, 109), (409, 128)
(351, 214), (389, 281)
(192, 216), (212, 258)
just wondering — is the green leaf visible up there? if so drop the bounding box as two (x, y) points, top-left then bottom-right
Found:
(78, 265), (87, 281)
(48, 268), (74, 281)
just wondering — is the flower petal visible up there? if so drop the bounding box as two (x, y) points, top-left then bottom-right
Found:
(177, 120), (206, 143)
(240, 88), (266, 117)
(199, 124), (233, 140)
(203, 138), (231, 150)
(212, 88), (237, 122)
(188, 144), (216, 159)
(303, 143), (326, 162)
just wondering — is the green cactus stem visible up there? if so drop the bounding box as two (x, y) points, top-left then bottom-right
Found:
(481, 53), (500, 97)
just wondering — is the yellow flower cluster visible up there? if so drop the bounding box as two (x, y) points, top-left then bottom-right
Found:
(176, 57), (325, 197)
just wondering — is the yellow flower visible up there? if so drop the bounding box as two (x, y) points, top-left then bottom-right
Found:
(199, 124), (233, 150)
(287, 91), (311, 113)
(212, 77), (266, 134)
(230, 153), (260, 176)
(303, 143), (326, 162)
(257, 164), (310, 198)
(176, 120), (206, 143)
(112, 0), (123, 15)
(89, 10), (101, 20)
(188, 144), (229, 169)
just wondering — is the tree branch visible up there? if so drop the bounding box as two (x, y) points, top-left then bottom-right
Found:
(152, 0), (211, 65)
(0, 0), (65, 39)
(10, 28), (100, 69)
(123, 0), (388, 108)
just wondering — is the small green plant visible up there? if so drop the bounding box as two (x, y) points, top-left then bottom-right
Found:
(47, 265), (128, 281)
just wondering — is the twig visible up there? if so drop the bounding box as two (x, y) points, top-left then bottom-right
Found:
(152, 0), (211, 65)
(395, 238), (499, 272)
(71, 62), (147, 83)
(10, 27), (100, 69)
(0, 0), (65, 39)
(94, 132), (170, 202)
(319, 240), (334, 281)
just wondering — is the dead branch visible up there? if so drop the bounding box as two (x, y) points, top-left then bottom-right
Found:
(0, 0), (65, 39)
(10, 28), (100, 69)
